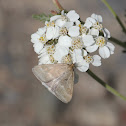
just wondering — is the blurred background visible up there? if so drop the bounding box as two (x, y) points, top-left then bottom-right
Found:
(0, 0), (126, 126)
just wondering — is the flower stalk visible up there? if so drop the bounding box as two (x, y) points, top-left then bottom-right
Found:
(110, 37), (126, 49)
(102, 0), (126, 34)
(52, 0), (64, 11)
(87, 69), (126, 101)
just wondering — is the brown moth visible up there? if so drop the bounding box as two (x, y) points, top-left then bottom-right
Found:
(32, 64), (74, 103)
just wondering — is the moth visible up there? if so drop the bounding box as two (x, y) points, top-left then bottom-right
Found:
(32, 64), (75, 103)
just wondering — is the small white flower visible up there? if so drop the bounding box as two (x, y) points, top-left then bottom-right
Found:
(38, 46), (56, 64)
(103, 28), (110, 38)
(61, 54), (72, 64)
(50, 15), (61, 22)
(84, 14), (103, 31)
(46, 26), (60, 40)
(55, 18), (67, 27)
(89, 28), (99, 36)
(66, 10), (79, 22)
(79, 24), (88, 35)
(39, 33), (48, 44)
(91, 13), (103, 23)
(31, 27), (46, 44)
(76, 55), (101, 72)
(71, 37), (83, 50)
(36, 27), (46, 36)
(72, 49), (89, 72)
(86, 36), (115, 59)
(84, 17), (96, 28)
(63, 22), (73, 29)
(68, 26), (80, 37)
(33, 42), (44, 54)
(53, 45), (69, 63)
(54, 10), (79, 28)
(45, 21), (55, 27)
(82, 34), (95, 47)
(58, 35), (72, 48)
(59, 27), (68, 36)
(72, 49), (84, 64)
(31, 33), (40, 43)
(39, 54), (52, 65)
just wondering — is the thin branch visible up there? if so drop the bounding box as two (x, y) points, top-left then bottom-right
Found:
(109, 37), (126, 49)
(87, 69), (126, 101)
(52, 0), (64, 11)
(102, 0), (126, 34)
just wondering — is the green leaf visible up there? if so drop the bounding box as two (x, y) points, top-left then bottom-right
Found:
(32, 13), (53, 22)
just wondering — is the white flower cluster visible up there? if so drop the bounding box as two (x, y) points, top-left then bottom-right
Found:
(31, 10), (115, 72)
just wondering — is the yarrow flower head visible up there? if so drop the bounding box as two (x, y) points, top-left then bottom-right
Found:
(31, 10), (115, 72)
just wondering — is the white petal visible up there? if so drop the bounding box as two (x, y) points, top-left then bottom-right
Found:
(106, 42), (115, 54)
(31, 33), (40, 43)
(92, 55), (101, 66)
(38, 48), (47, 58)
(45, 21), (48, 26)
(82, 49), (87, 56)
(50, 15), (61, 22)
(82, 34), (95, 46)
(39, 54), (51, 65)
(86, 17), (96, 24)
(86, 44), (98, 53)
(76, 60), (89, 72)
(91, 13), (102, 23)
(55, 19), (66, 27)
(61, 10), (65, 15)
(58, 35), (72, 47)
(103, 28), (110, 38)
(66, 10), (79, 22)
(99, 46), (110, 59)
(53, 26), (60, 39)
(33, 42), (43, 54)
(63, 22), (73, 29)
(84, 21), (92, 28)
(75, 20), (81, 26)
(37, 27), (46, 36)
(72, 49), (83, 63)
(90, 28), (99, 36)
(53, 46), (69, 62)
(68, 26), (80, 37)
(46, 26), (54, 40)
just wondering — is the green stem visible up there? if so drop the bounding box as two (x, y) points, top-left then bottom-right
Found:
(109, 37), (126, 49)
(102, 0), (126, 34)
(87, 69), (126, 101)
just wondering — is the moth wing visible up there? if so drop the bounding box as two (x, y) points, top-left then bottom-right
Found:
(53, 65), (74, 103)
(32, 64), (70, 83)
(32, 64), (74, 103)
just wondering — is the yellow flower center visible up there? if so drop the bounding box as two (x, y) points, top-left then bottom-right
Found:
(62, 54), (72, 64)
(71, 37), (83, 50)
(84, 55), (93, 63)
(59, 27), (68, 35)
(61, 15), (67, 21)
(46, 45), (55, 54)
(96, 36), (106, 47)
(93, 22), (103, 31)
(49, 55), (55, 63)
(79, 24), (88, 35)
(46, 21), (55, 27)
(39, 34), (47, 44)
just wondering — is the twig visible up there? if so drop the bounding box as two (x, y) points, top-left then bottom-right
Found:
(52, 0), (64, 11)
(87, 69), (126, 101)
(102, 0), (126, 34)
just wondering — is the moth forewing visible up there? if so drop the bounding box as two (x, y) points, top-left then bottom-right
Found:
(32, 64), (74, 103)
